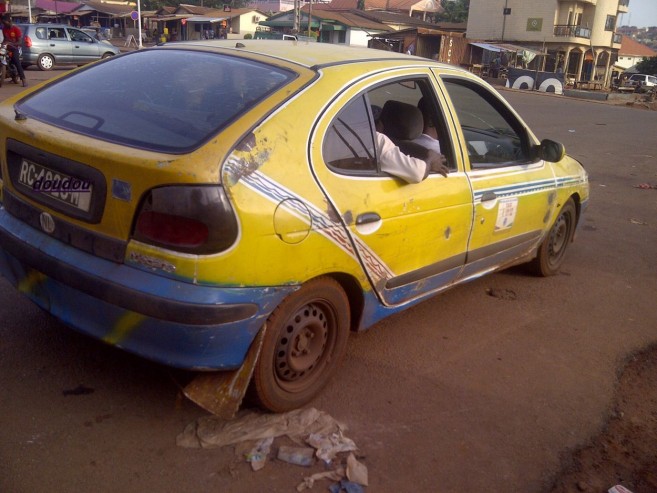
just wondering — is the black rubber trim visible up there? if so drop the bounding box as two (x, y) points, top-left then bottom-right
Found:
(0, 220), (258, 326)
(4, 191), (126, 262)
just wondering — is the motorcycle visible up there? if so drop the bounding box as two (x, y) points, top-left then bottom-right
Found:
(0, 43), (22, 87)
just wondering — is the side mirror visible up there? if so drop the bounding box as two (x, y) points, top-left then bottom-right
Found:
(538, 139), (566, 162)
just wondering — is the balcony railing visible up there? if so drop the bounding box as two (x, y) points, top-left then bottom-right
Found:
(553, 25), (592, 39)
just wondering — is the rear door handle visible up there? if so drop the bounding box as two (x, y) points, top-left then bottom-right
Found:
(356, 212), (381, 225)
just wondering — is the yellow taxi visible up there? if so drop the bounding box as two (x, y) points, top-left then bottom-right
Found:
(0, 41), (589, 412)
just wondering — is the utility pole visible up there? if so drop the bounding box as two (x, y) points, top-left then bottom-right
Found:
(307, 0), (312, 38)
(293, 0), (299, 33)
(501, 0), (510, 41)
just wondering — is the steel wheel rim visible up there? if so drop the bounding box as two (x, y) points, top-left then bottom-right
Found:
(547, 210), (571, 267)
(274, 301), (335, 391)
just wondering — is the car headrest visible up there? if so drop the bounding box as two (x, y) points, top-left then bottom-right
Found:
(380, 100), (423, 141)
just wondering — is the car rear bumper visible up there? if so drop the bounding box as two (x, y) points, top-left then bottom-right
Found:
(0, 208), (295, 370)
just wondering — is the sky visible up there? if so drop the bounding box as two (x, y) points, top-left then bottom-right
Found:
(620, 0), (657, 28)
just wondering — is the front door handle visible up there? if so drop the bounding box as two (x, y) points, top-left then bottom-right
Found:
(481, 191), (497, 202)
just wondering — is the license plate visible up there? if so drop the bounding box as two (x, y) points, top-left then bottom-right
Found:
(18, 159), (93, 212)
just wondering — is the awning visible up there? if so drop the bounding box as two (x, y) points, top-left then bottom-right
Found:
(470, 41), (545, 57)
(185, 16), (226, 23)
(410, 0), (444, 14)
(261, 19), (321, 28)
(470, 42), (505, 52)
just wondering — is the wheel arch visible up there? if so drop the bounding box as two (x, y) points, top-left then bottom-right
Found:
(326, 272), (365, 332)
(568, 192), (583, 234)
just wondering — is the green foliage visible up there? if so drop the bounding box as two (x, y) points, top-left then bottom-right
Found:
(636, 56), (657, 75)
(436, 0), (469, 23)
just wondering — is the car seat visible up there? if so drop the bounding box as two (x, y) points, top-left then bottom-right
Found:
(379, 100), (429, 160)
(379, 100), (423, 141)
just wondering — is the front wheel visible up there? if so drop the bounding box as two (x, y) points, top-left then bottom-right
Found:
(37, 53), (55, 71)
(530, 198), (577, 276)
(252, 277), (350, 412)
(101, 52), (115, 59)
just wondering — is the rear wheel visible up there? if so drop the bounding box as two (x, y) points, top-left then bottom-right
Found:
(530, 198), (577, 276)
(252, 277), (350, 412)
(101, 52), (115, 59)
(37, 53), (55, 71)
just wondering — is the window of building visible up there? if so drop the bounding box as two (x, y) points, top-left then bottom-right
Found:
(605, 15), (616, 31)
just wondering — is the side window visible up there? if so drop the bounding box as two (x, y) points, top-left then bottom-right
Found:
(48, 28), (66, 39)
(322, 77), (453, 176)
(442, 78), (532, 168)
(368, 78), (454, 170)
(35, 27), (47, 40)
(69, 29), (92, 43)
(323, 95), (378, 173)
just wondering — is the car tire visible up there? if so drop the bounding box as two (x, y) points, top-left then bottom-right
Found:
(252, 277), (350, 412)
(37, 53), (55, 71)
(530, 198), (577, 277)
(101, 53), (115, 59)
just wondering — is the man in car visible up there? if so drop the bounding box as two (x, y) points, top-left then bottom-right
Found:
(373, 104), (448, 184)
(1, 14), (27, 87)
(412, 97), (442, 154)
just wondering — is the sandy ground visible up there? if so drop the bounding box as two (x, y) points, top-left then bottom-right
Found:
(549, 345), (657, 493)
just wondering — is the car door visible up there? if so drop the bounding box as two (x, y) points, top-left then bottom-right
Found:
(44, 27), (72, 63)
(437, 75), (557, 280)
(66, 28), (101, 63)
(310, 71), (474, 306)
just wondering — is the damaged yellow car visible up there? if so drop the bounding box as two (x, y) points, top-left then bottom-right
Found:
(0, 41), (588, 412)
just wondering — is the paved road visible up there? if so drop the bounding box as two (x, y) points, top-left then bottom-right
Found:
(0, 71), (655, 493)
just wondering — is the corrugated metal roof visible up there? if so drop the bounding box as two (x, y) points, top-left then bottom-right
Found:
(619, 36), (657, 57)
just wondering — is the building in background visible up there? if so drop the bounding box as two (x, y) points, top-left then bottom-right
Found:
(466, 0), (630, 87)
(616, 35), (656, 70)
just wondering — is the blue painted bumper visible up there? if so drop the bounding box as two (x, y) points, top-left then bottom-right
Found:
(0, 209), (296, 370)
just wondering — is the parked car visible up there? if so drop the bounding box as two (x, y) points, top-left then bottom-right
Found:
(17, 23), (120, 71)
(622, 73), (657, 93)
(0, 41), (588, 412)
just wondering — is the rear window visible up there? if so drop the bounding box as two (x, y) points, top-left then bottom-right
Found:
(16, 49), (296, 153)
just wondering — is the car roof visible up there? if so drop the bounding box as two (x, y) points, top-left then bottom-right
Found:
(162, 39), (458, 72)
(19, 23), (76, 28)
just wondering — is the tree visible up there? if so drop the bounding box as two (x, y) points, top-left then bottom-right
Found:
(436, 0), (469, 23)
(636, 56), (657, 75)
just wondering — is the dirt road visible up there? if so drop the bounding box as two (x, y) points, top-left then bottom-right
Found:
(0, 72), (656, 493)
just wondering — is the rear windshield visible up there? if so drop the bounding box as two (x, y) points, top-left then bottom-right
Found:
(16, 49), (296, 153)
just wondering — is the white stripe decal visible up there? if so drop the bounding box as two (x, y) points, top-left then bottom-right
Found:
(239, 170), (395, 283)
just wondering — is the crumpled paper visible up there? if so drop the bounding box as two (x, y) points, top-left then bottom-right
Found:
(346, 452), (368, 486)
(177, 407), (350, 449)
(296, 466), (346, 491)
(245, 436), (273, 471)
(307, 431), (357, 463)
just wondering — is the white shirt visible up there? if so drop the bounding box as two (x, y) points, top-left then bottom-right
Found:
(413, 134), (441, 154)
(375, 132), (428, 184)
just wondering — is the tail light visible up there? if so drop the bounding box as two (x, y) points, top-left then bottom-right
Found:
(132, 185), (238, 255)
(24, 36), (32, 48)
